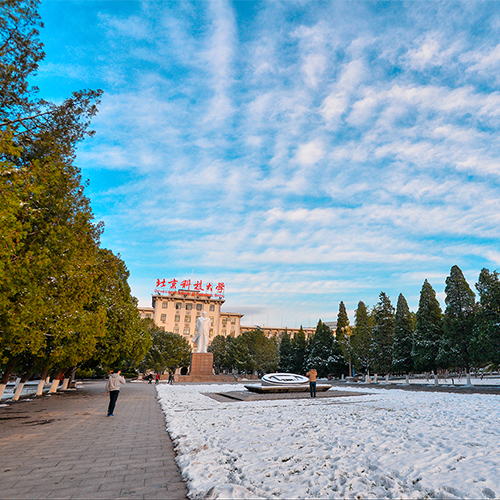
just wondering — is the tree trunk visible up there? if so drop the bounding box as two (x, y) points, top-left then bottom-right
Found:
(60, 368), (72, 391)
(48, 369), (65, 393)
(36, 368), (49, 396)
(0, 360), (15, 400)
(12, 371), (31, 402)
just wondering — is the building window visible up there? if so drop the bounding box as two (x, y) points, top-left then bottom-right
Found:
(175, 314), (180, 322)
(185, 316), (191, 323)
(210, 316), (214, 325)
(161, 326), (166, 331)
(196, 304), (202, 311)
(162, 302), (168, 309)
(160, 314), (166, 322)
(222, 318), (227, 326)
(184, 327), (190, 335)
(173, 327), (179, 334)
(146, 313), (152, 318)
(176, 303), (182, 310)
(222, 329), (226, 335)
(186, 304), (192, 310)
(210, 328), (213, 336)
(209, 305), (215, 311)
(231, 318), (236, 324)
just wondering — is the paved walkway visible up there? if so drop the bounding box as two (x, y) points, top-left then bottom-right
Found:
(0, 381), (188, 499)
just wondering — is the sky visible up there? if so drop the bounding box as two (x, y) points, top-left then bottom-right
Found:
(34, 0), (500, 328)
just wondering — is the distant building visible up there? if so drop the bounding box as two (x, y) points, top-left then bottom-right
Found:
(138, 290), (332, 350)
(240, 325), (316, 339)
(138, 291), (242, 351)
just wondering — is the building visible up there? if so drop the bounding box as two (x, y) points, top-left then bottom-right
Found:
(138, 290), (243, 351)
(239, 325), (316, 339)
(138, 289), (331, 350)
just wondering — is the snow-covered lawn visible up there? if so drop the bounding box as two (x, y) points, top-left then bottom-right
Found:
(157, 383), (500, 499)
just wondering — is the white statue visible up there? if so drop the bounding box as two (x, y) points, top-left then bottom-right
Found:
(193, 311), (211, 353)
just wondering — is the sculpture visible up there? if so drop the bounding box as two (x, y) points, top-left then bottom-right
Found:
(193, 311), (211, 353)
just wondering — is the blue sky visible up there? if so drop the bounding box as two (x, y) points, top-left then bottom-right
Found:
(35, 0), (500, 327)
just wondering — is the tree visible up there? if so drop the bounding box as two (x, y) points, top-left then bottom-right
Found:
(208, 335), (230, 374)
(278, 330), (293, 372)
(412, 280), (443, 373)
(0, 0), (45, 124)
(290, 326), (307, 374)
(336, 301), (352, 374)
(438, 265), (476, 372)
(474, 268), (500, 367)
(141, 322), (191, 373)
(392, 293), (414, 374)
(351, 301), (372, 374)
(371, 292), (395, 374)
(304, 320), (345, 378)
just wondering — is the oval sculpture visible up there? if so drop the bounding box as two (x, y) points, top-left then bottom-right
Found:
(261, 373), (309, 386)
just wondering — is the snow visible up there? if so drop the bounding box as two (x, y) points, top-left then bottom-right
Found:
(157, 383), (500, 499)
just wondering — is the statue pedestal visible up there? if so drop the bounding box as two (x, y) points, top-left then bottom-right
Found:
(189, 352), (214, 376)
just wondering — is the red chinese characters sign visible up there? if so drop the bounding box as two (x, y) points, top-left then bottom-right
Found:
(154, 278), (225, 298)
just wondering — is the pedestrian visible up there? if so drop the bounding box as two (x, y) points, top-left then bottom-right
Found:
(306, 368), (317, 398)
(155, 373), (160, 385)
(147, 373), (153, 384)
(105, 370), (126, 416)
(168, 371), (174, 385)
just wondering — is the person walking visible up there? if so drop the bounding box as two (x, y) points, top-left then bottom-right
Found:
(105, 370), (126, 416)
(168, 371), (174, 385)
(306, 368), (317, 398)
(155, 373), (160, 385)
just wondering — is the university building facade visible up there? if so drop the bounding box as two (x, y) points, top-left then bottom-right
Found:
(138, 289), (318, 351)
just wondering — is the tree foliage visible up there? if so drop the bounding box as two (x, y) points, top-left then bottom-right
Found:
(412, 280), (443, 373)
(278, 330), (293, 372)
(304, 320), (345, 378)
(439, 265), (476, 371)
(351, 301), (373, 373)
(371, 292), (395, 374)
(141, 321), (191, 373)
(392, 293), (414, 374)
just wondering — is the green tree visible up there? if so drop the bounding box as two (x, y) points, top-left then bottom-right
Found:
(412, 280), (443, 373)
(351, 301), (373, 374)
(371, 292), (395, 374)
(208, 335), (229, 374)
(304, 320), (345, 378)
(392, 293), (414, 374)
(336, 301), (351, 371)
(290, 326), (307, 374)
(474, 268), (500, 367)
(141, 322), (191, 373)
(438, 265), (476, 371)
(278, 330), (293, 372)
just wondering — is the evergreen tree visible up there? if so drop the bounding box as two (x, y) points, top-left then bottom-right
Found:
(412, 280), (443, 372)
(278, 330), (293, 372)
(438, 265), (476, 371)
(336, 301), (351, 373)
(371, 292), (395, 374)
(290, 326), (307, 374)
(392, 293), (414, 374)
(304, 320), (345, 378)
(351, 301), (373, 374)
(474, 268), (500, 366)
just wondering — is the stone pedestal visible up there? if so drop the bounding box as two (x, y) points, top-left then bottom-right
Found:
(189, 352), (214, 376)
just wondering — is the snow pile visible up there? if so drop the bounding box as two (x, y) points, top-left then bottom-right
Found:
(157, 384), (500, 499)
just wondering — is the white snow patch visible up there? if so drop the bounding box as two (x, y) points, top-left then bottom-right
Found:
(157, 383), (500, 499)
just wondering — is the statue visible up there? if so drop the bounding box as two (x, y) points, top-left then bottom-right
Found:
(193, 311), (211, 353)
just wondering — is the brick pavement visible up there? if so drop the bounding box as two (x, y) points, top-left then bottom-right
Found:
(0, 380), (188, 500)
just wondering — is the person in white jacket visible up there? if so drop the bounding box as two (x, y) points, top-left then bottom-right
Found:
(105, 370), (126, 416)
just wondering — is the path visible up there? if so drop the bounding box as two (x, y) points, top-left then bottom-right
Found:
(0, 380), (188, 499)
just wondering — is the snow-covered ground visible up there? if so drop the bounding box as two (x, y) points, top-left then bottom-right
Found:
(157, 383), (500, 499)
